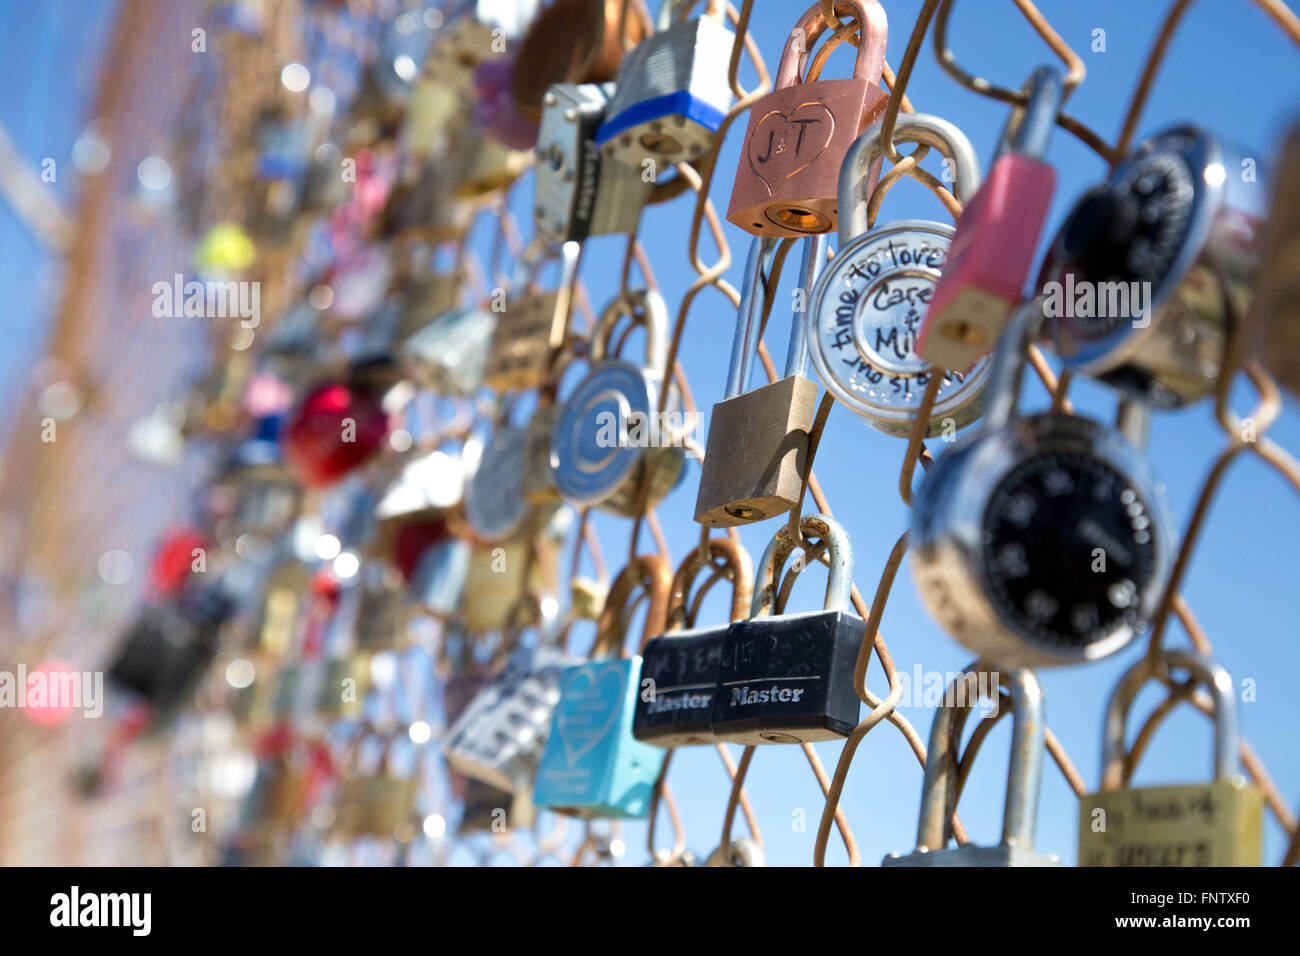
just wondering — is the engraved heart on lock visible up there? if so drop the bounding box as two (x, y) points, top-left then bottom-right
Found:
(554, 663), (627, 766)
(746, 102), (836, 198)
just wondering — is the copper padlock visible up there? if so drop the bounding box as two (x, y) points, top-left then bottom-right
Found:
(510, 0), (653, 121)
(726, 0), (888, 238)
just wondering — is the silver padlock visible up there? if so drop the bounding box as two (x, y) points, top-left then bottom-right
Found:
(910, 300), (1174, 668)
(408, 535), (471, 618)
(550, 288), (686, 516)
(808, 114), (990, 436)
(401, 305), (497, 396)
(375, 445), (468, 522)
(443, 599), (575, 795)
(534, 83), (652, 243)
(596, 0), (735, 170)
(884, 666), (1062, 867)
(1040, 126), (1265, 407)
(704, 838), (765, 867)
(464, 421), (530, 542)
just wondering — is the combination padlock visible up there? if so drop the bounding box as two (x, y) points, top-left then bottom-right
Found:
(444, 597), (576, 795)
(920, 66), (1066, 371)
(1040, 125), (1265, 407)
(550, 288), (686, 516)
(884, 666), (1062, 866)
(483, 241), (580, 392)
(533, 556), (671, 818)
(694, 235), (819, 526)
(1078, 648), (1263, 867)
(727, 0), (888, 238)
(534, 83), (653, 243)
(1248, 119), (1300, 396)
(910, 301), (1174, 668)
(510, 0), (653, 122)
(634, 538), (753, 746)
(595, 0), (735, 170)
(808, 113), (989, 435)
(711, 514), (864, 745)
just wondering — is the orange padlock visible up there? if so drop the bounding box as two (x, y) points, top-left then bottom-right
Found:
(727, 0), (888, 238)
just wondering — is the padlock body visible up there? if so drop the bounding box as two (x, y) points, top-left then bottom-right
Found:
(711, 609), (863, 744)
(483, 291), (564, 391)
(534, 657), (667, 818)
(920, 153), (1056, 372)
(727, 79), (887, 238)
(633, 626), (727, 747)
(524, 404), (563, 503)
(401, 306), (496, 396)
(1078, 778), (1263, 866)
(883, 845), (1061, 867)
(694, 374), (817, 526)
(408, 537), (470, 616)
(596, 18), (735, 168)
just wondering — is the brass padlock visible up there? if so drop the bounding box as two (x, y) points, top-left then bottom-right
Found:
(1078, 648), (1263, 867)
(483, 241), (580, 392)
(449, 121), (531, 198)
(695, 235), (820, 526)
(726, 0), (888, 237)
(460, 506), (570, 634)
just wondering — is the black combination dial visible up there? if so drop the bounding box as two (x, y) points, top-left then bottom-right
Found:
(981, 451), (1158, 651)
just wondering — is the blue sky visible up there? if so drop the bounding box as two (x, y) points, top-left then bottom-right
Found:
(2, 1), (1298, 866)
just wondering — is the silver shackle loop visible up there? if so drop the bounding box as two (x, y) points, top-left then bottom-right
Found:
(725, 236), (780, 398)
(750, 513), (854, 618)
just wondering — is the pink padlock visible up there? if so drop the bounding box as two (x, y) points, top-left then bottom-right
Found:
(919, 67), (1064, 372)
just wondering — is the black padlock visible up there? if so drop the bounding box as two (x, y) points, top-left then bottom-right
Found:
(711, 514), (864, 745)
(634, 539), (752, 747)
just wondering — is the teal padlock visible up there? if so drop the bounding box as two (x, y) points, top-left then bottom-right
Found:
(533, 555), (671, 818)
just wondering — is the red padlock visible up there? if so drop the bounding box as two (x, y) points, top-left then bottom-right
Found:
(148, 526), (211, 599)
(919, 66), (1065, 372)
(281, 381), (390, 488)
(727, 0), (888, 238)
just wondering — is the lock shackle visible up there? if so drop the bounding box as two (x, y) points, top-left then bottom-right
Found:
(996, 65), (1065, 161)
(1099, 648), (1239, 791)
(836, 112), (982, 247)
(775, 0), (887, 91)
(750, 513), (854, 618)
(725, 236), (780, 399)
(655, 0), (724, 30)
(980, 298), (1046, 433)
(592, 554), (672, 657)
(666, 538), (754, 631)
(914, 666), (1046, 853)
(591, 287), (671, 379)
(508, 239), (582, 299)
(786, 234), (829, 379)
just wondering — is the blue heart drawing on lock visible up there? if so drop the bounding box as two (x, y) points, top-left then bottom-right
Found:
(554, 663), (626, 768)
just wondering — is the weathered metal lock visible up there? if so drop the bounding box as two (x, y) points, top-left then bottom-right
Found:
(1040, 126), (1265, 407)
(910, 301), (1174, 668)
(1248, 120), (1300, 396)
(510, 0), (653, 122)
(727, 0), (888, 238)
(634, 538), (753, 746)
(921, 67), (1065, 372)
(534, 556), (670, 817)
(550, 288), (686, 515)
(336, 734), (420, 840)
(484, 241), (580, 392)
(595, 0), (735, 170)
(534, 83), (653, 243)
(695, 236), (819, 526)
(808, 113), (989, 436)
(443, 600), (575, 794)
(461, 512), (567, 635)
(711, 514), (863, 744)
(1078, 648), (1263, 867)
(884, 666), (1061, 866)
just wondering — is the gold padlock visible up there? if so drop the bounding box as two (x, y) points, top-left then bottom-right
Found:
(483, 242), (581, 392)
(1078, 648), (1263, 867)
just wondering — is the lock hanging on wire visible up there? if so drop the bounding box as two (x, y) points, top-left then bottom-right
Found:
(694, 235), (821, 526)
(727, 0), (889, 238)
(1077, 648), (1263, 866)
(884, 666), (1062, 866)
(483, 240), (581, 392)
(910, 300), (1175, 668)
(1249, 119), (1300, 396)
(808, 112), (989, 435)
(595, 0), (736, 171)
(920, 66), (1066, 372)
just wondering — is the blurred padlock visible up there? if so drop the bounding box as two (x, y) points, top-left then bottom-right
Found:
(1078, 649), (1263, 867)
(281, 380), (390, 489)
(450, 122), (531, 197)
(465, 422), (530, 543)
(534, 83), (652, 243)
(695, 235), (818, 526)
(884, 667), (1062, 866)
(427, 0), (541, 95)
(596, 0), (735, 170)
(1248, 120), (1300, 395)
(727, 0), (888, 237)
(483, 241), (580, 391)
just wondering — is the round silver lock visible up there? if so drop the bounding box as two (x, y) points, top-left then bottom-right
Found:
(550, 361), (654, 507)
(465, 425), (528, 542)
(809, 220), (989, 437)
